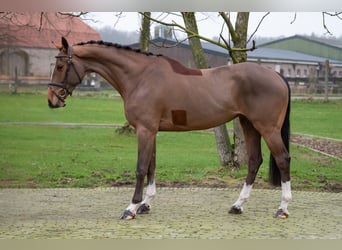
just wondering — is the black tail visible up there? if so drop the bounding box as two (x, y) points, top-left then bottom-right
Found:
(269, 75), (291, 186)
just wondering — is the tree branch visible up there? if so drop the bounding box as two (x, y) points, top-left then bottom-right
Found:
(219, 12), (238, 42)
(57, 12), (89, 17)
(290, 12), (297, 24)
(322, 12), (333, 35)
(322, 12), (342, 35)
(247, 12), (270, 43)
(140, 12), (256, 55)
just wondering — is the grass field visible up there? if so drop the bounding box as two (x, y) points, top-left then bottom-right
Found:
(0, 91), (341, 190)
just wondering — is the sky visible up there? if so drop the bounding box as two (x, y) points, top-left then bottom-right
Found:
(83, 12), (342, 39)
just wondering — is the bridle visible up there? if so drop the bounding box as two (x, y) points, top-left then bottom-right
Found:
(48, 45), (82, 103)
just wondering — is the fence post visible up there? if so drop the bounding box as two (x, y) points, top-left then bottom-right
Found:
(324, 60), (329, 102)
(10, 66), (18, 94)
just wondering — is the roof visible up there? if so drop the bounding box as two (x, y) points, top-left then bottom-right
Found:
(132, 37), (229, 57)
(143, 37), (342, 65)
(0, 12), (100, 49)
(247, 47), (342, 65)
(259, 35), (342, 50)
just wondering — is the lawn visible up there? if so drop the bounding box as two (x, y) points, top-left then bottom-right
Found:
(0, 91), (341, 190)
(291, 99), (342, 140)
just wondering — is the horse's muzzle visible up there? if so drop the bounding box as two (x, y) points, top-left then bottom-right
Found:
(48, 99), (65, 108)
(47, 87), (66, 109)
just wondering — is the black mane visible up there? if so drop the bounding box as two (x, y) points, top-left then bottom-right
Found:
(75, 40), (161, 57)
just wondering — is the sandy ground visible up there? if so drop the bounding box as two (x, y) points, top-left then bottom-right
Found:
(0, 187), (341, 239)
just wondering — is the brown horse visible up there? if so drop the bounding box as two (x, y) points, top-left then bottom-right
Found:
(48, 37), (292, 220)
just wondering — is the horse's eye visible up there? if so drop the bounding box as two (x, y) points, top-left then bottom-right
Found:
(57, 65), (64, 71)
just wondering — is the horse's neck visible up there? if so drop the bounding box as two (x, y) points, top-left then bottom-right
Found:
(74, 45), (148, 97)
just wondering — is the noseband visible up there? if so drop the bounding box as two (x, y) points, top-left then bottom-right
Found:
(48, 45), (82, 102)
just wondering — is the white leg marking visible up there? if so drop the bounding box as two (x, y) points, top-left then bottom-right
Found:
(279, 181), (292, 214)
(141, 180), (156, 207)
(232, 183), (253, 211)
(126, 203), (139, 213)
(125, 181), (156, 216)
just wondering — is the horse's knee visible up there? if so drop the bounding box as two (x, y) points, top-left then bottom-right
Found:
(136, 167), (148, 180)
(246, 156), (263, 184)
(277, 154), (291, 182)
(278, 154), (290, 170)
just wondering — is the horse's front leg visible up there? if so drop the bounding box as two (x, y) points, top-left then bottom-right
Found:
(136, 136), (156, 215)
(120, 128), (156, 220)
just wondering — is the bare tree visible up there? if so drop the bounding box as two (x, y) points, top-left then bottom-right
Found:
(139, 12), (151, 52)
(219, 12), (250, 166)
(181, 12), (235, 167)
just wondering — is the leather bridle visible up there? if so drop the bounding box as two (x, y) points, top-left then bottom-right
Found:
(48, 45), (82, 103)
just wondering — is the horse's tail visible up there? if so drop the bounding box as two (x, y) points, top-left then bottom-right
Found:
(269, 75), (291, 186)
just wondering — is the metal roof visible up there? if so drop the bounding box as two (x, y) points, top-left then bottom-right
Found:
(247, 47), (342, 65)
(260, 35), (342, 50)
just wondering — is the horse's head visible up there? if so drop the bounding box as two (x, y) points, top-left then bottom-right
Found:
(47, 37), (85, 108)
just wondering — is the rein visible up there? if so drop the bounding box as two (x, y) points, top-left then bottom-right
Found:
(48, 45), (82, 102)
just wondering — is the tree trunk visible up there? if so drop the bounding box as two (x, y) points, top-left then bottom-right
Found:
(182, 12), (234, 167)
(139, 12), (151, 52)
(231, 12), (250, 166)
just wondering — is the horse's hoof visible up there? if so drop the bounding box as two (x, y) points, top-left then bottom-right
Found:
(274, 208), (289, 219)
(120, 210), (136, 220)
(137, 203), (150, 214)
(229, 205), (243, 214)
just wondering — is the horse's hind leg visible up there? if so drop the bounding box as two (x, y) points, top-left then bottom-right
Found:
(229, 117), (263, 214)
(263, 132), (292, 218)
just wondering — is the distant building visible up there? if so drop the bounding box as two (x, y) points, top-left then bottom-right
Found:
(260, 35), (342, 61)
(257, 35), (342, 82)
(0, 12), (100, 84)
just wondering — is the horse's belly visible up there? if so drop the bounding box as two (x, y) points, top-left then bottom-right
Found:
(158, 111), (236, 131)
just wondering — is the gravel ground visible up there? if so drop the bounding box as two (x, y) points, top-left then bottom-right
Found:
(0, 187), (341, 239)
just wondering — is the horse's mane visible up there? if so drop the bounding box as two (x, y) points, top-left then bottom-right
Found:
(75, 40), (162, 57)
(75, 40), (201, 75)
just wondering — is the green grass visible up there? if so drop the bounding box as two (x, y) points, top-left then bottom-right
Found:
(0, 91), (341, 190)
(0, 92), (126, 124)
(291, 99), (342, 139)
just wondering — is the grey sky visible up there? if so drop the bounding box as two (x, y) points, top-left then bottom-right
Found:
(84, 12), (342, 39)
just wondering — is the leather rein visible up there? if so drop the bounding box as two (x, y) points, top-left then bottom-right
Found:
(48, 45), (82, 102)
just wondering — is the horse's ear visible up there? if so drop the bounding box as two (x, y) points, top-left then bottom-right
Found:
(61, 37), (69, 52)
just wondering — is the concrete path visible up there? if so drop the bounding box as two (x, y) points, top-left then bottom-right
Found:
(0, 187), (341, 239)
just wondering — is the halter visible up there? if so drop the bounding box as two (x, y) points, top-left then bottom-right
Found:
(48, 45), (82, 103)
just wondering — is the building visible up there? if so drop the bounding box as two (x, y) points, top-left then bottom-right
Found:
(259, 35), (342, 61)
(0, 12), (100, 84)
(248, 47), (342, 78)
